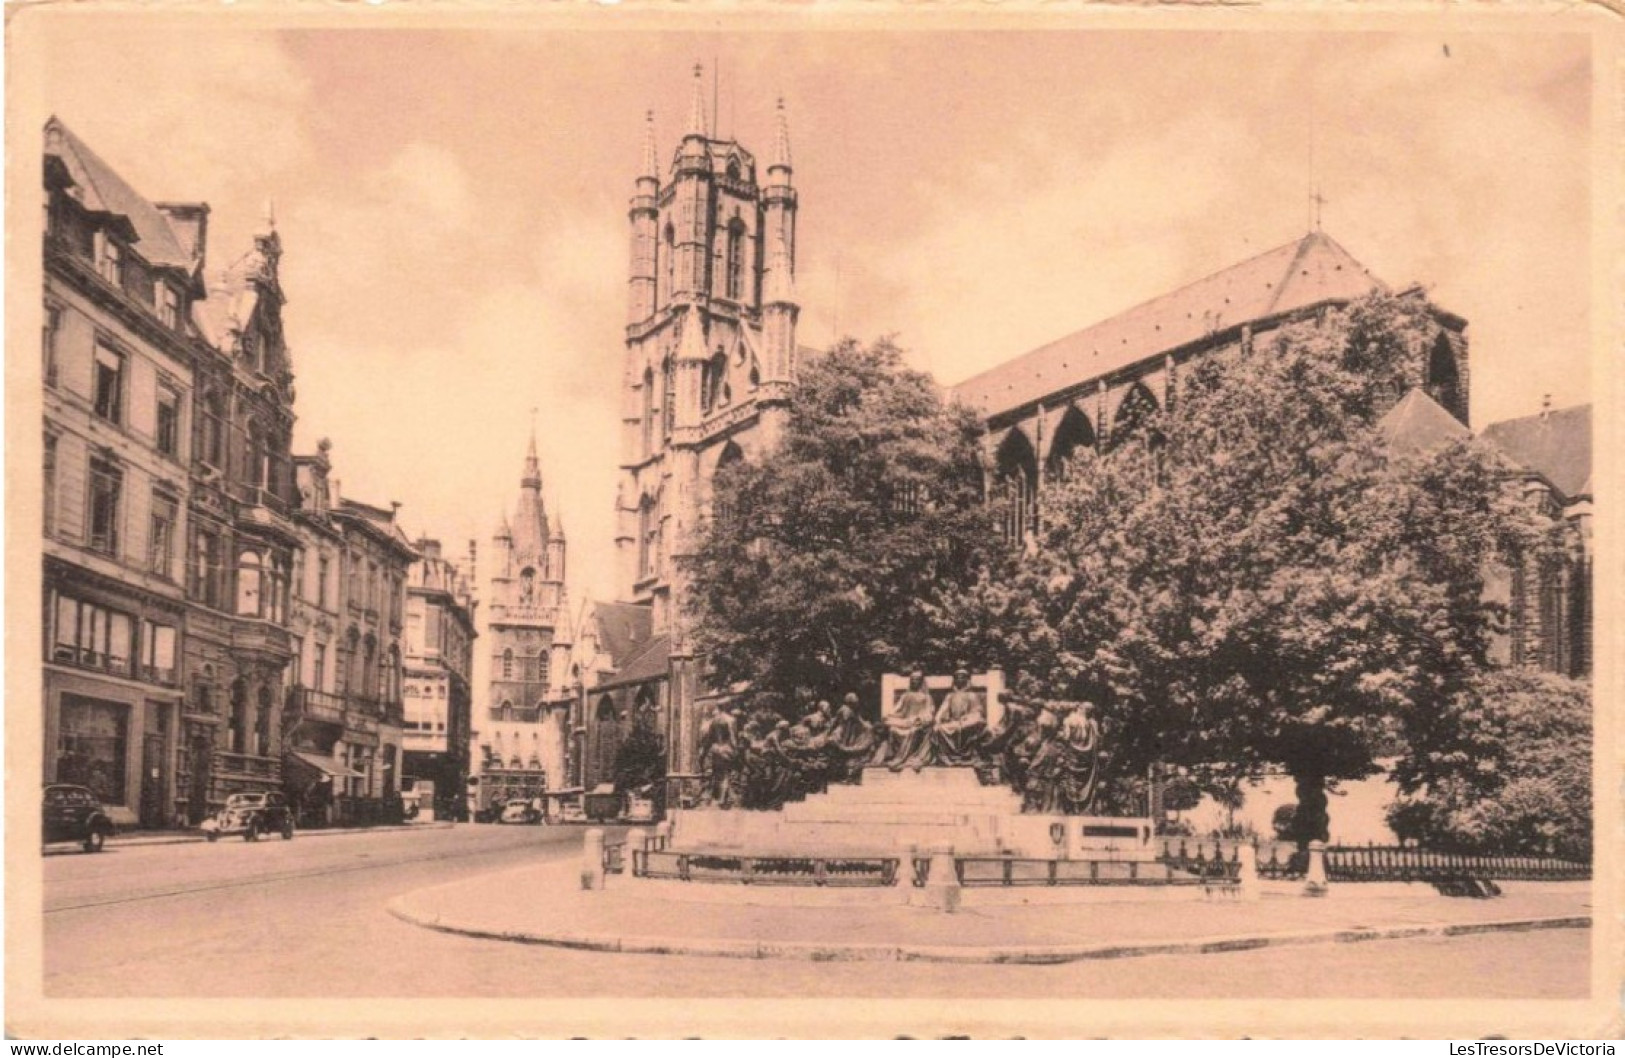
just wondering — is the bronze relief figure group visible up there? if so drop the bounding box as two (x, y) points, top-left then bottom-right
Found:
(696, 669), (1105, 815)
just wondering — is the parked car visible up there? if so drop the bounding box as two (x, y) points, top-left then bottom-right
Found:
(498, 799), (542, 825)
(43, 784), (116, 853)
(201, 791), (295, 842)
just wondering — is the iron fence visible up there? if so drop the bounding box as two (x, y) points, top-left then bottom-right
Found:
(631, 849), (900, 887)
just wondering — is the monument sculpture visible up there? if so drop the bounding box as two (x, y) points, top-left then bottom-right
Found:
(693, 669), (1106, 816)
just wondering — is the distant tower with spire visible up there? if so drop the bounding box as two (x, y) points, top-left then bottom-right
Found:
(478, 426), (573, 806)
(605, 64), (802, 789)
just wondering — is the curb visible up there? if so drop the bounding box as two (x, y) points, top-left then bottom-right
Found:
(113, 821), (457, 847)
(384, 893), (1590, 965)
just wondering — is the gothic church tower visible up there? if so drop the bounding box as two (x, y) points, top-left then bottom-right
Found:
(611, 66), (800, 780)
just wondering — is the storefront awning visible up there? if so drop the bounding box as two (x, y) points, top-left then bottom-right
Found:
(286, 750), (364, 780)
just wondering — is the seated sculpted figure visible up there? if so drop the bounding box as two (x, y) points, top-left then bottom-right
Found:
(932, 668), (989, 767)
(873, 670), (935, 772)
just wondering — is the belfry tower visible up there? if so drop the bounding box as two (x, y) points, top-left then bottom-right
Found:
(610, 65), (801, 785)
(481, 430), (572, 803)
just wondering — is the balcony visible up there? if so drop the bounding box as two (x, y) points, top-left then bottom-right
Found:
(215, 751), (280, 782)
(288, 686), (346, 727)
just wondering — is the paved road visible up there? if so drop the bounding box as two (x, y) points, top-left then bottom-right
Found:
(43, 825), (1588, 1003)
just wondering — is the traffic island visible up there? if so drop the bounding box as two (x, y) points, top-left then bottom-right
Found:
(386, 856), (1590, 965)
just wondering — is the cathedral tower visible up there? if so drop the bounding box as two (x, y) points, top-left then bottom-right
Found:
(607, 66), (801, 787)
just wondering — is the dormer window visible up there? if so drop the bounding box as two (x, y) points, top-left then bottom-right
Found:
(94, 232), (122, 286)
(157, 283), (181, 329)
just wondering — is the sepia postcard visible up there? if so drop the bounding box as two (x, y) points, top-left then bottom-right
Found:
(5, 1), (1621, 1040)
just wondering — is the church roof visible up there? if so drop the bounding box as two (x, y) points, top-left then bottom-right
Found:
(1378, 388), (1470, 453)
(951, 231), (1385, 417)
(1480, 403), (1592, 500)
(598, 632), (670, 690)
(589, 601), (654, 669)
(46, 118), (193, 270)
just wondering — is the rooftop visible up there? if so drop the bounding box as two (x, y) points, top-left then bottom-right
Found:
(951, 231), (1386, 417)
(1480, 403), (1592, 500)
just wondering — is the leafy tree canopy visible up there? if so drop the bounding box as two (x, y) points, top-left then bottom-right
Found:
(937, 293), (1568, 843)
(685, 337), (1000, 713)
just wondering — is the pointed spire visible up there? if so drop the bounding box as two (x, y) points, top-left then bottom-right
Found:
(770, 96), (792, 177)
(262, 198), (277, 234)
(640, 109), (658, 179)
(522, 413), (542, 491)
(686, 62), (708, 140)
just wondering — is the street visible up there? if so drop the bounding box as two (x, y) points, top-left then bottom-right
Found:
(43, 825), (1588, 1001)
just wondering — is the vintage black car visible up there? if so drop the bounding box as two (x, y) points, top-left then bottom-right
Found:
(201, 791), (295, 842)
(43, 784), (116, 853)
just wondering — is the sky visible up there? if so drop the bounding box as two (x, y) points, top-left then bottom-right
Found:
(28, 16), (1594, 623)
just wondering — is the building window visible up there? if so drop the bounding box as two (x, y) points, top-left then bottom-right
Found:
(93, 344), (124, 425)
(502, 649), (514, 680)
(637, 496), (656, 579)
(156, 383), (180, 458)
(317, 555), (330, 609)
(56, 694), (128, 805)
(237, 550), (263, 617)
(313, 643), (327, 691)
(94, 232), (122, 286)
(50, 594), (134, 677)
(536, 653), (551, 690)
(149, 492), (178, 579)
(44, 305), (61, 388)
(140, 620), (177, 684)
(157, 283), (181, 329)
(725, 217), (746, 300)
(641, 367), (656, 457)
(200, 390), (226, 469)
(44, 433), (57, 536)
(87, 458), (122, 555)
(192, 528), (224, 610)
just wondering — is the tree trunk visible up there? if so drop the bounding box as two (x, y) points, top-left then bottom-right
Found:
(1291, 770), (1330, 853)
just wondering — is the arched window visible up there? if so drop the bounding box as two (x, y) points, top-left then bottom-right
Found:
(662, 222), (676, 299)
(705, 351), (728, 413)
(637, 495), (658, 579)
(236, 550), (263, 617)
(662, 355), (676, 440)
(1046, 405), (1097, 480)
(1426, 334), (1463, 421)
(229, 678), (249, 754)
(502, 648), (514, 680)
(633, 685), (659, 732)
(725, 217), (747, 301)
(1109, 382), (1163, 453)
(256, 684), (273, 756)
(641, 367), (656, 457)
(994, 430), (1039, 546)
(713, 442), (744, 525)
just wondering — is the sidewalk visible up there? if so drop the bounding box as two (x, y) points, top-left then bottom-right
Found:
(387, 857), (1591, 964)
(115, 820), (456, 847)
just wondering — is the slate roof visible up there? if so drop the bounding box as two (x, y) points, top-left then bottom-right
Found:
(1378, 388), (1470, 453)
(951, 231), (1386, 417)
(598, 632), (670, 690)
(589, 601), (655, 670)
(46, 118), (193, 270)
(1480, 404), (1592, 500)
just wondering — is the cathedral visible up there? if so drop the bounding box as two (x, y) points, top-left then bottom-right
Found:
(579, 70), (1591, 806)
(580, 66), (803, 798)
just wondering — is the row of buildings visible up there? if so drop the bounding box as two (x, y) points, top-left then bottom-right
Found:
(41, 118), (478, 828)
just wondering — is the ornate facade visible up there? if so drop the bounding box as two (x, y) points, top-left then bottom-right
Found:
(476, 435), (573, 810)
(401, 538), (478, 820)
(587, 67), (802, 797)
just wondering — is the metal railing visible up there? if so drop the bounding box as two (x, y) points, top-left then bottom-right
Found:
(632, 849), (900, 887)
(957, 855), (1239, 888)
(1325, 845), (1589, 883)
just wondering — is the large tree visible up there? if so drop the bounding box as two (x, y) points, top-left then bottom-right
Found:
(939, 293), (1567, 841)
(684, 337), (999, 714)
